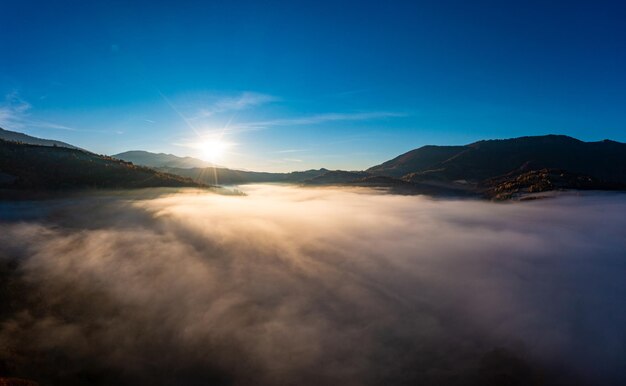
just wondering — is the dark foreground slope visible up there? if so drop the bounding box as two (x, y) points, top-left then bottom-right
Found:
(0, 140), (204, 190)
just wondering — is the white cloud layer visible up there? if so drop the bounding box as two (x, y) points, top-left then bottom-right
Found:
(0, 187), (624, 385)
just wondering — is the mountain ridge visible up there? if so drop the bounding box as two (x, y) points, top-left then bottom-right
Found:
(369, 134), (626, 184)
(1, 128), (625, 199)
(113, 150), (215, 169)
(158, 166), (328, 185)
(306, 134), (626, 199)
(0, 127), (79, 149)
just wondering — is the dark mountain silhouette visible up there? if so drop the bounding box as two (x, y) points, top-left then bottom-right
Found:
(113, 150), (215, 169)
(0, 127), (79, 149)
(0, 139), (204, 190)
(302, 135), (626, 199)
(369, 135), (626, 184)
(367, 145), (465, 178)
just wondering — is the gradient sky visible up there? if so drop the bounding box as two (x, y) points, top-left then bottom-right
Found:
(1, 0), (625, 171)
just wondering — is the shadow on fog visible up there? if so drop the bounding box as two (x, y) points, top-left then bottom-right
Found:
(1, 185), (625, 385)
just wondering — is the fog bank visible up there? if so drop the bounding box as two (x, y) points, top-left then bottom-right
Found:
(1, 186), (625, 385)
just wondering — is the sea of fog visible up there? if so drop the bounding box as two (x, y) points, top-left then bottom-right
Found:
(1, 185), (625, 385)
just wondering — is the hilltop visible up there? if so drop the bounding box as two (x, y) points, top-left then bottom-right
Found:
(0, 139), (204, 190)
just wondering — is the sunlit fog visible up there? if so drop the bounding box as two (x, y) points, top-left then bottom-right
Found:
(1, 186), (625, 385)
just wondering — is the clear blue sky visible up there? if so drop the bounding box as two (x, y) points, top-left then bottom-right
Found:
(1, 0), (625, 171)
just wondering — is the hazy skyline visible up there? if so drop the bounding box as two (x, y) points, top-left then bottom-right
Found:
(1, 1), (625, 171)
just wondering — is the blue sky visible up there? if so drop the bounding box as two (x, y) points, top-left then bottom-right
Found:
(1, 0), (625, 171)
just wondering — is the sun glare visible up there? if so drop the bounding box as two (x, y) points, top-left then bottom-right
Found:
(200, 140), (229, 162)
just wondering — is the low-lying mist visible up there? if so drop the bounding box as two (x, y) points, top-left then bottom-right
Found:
(1, 186), (625, 385)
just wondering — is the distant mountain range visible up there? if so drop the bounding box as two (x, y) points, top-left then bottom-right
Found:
(112, 150), (328, 184)
(300, 135), (623, 199)
(107, 135), (626, 199)
(1, 127), (625, 199)
(113, 150), (215, 169)
(157, 166), (328, 185)
(0, 127), (79, 149)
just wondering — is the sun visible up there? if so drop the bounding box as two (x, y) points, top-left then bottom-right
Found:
(200, 139), (229, 162)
